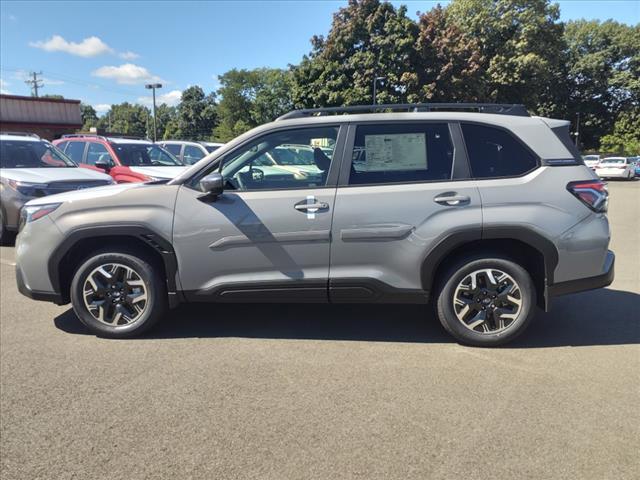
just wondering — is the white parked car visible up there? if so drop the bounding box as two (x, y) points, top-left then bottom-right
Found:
(595, 157), (635, 180)
(158, 140), (224, 165)
(582, 154), (600, 170)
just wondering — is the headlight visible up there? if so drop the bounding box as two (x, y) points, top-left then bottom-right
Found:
(8, 180), (47, 196)
(19, 203), (62, 229)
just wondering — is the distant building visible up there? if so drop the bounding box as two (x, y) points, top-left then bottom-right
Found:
(0, 94), (82, 140)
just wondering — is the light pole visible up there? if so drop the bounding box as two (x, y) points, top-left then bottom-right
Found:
(145, 83), (162, 142)
(372, 76), (385, 105)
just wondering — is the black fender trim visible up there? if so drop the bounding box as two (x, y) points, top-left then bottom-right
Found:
(48, 224), (181, 306)
(420, 226), (559, 309)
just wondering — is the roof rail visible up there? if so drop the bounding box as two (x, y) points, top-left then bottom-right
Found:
(276, 103), (529, 120)
(61, 133), (108, 141)
(0, 131), (41, 139)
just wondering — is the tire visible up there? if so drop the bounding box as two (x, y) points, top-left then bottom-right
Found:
(436, 256), (536, 347)
(70, 250), (167, 338)
(0, 209), (14, 246)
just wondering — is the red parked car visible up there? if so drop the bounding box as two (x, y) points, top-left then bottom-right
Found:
(53, 134), (187, 183)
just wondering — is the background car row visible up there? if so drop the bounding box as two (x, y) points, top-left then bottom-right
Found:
(582, 154), (639, 179)
(0, 132), (224, 243)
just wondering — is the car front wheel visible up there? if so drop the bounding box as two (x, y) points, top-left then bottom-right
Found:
(70, 250), (167, 338)
(436, 256), (536, 347)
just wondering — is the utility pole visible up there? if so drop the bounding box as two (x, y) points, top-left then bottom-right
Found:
(145, 83), (162, 142)
(24, 71), (44, 97)
(372, 76), (385, 105)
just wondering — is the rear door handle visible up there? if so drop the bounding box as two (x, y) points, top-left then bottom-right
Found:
(433, 194), (471, 206)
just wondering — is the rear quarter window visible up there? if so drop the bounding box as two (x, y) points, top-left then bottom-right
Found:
(461, 124), (538, 178)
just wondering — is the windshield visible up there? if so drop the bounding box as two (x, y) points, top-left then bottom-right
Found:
(583, 155), (599, 161)
(0, 140), (76, 168)
(111, 143), (183, 166)
(205, 145), (221, 153)
(602, 158), (626, 164)
(271, 146), (317, 165)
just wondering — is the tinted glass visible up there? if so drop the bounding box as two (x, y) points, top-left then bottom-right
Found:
(205, 145), (221, 153)
(64, 141), (86, 163)
(462, 124), (538, 178)
(86, 143), (113, 166)
(349, 123), (453, 185)
(56, 141), (68, 152)
(183, 145), (205, 165)
(216, 126), (338, 191)
(164, 144), (182, 156)
(0, 140), (76, 168)
(112, 144), (182, 166)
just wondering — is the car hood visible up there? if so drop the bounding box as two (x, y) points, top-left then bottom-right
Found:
(25, 182), (141, 206)
(129, 166), (187, 179)
(0, 167), (112, 183)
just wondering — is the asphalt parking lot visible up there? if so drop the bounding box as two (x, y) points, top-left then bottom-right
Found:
(1, 181), (638, 480)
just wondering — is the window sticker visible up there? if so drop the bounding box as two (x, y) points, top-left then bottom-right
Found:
(363, 133), (427, 171)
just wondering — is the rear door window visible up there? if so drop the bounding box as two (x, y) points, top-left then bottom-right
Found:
(461, 124), (538, 178)
(64, 141), (87, 163)
(86, 143), (114, 166)
(349, 123), (454, 185)
(183, 145), (205, 165)
(164, 144), (183, 158)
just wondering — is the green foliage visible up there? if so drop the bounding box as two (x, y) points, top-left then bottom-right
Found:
(97, 103), (150, 137)
(599, 109), (640, 155)
(292, 0), (420, 107)
(564, 19), (640, 149)
(80, 103), (99, 130)
(169, 86), (217, 141)
(412, 5), (485, 102)
(215, 68), (294, 141)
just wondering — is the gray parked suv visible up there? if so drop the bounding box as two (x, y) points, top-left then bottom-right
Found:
(15, 104), (614, 346)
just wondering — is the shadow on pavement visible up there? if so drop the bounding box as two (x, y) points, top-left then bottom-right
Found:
(54, 287), (640, 348)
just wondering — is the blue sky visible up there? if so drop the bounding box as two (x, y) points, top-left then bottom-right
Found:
(1, 0), (638, 114)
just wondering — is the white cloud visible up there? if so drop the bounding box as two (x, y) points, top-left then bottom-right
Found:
(119, 51), (140, 60)
(92, 63), (164, 85)
(93, 104), (111, 114)
(8, 14), (17, 22)
(138, 89), (182, 107)
(30, 35), (114, 57)
(0, 78), (11, 95)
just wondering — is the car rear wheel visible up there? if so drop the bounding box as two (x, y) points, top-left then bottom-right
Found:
(436, 256), (536, 347)
(0, 210), (14, 246)
(70, 251), (167, 338)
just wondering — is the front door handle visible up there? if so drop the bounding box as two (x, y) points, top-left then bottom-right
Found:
(433, 193), (471, 206)
(294, 202), (329, 212)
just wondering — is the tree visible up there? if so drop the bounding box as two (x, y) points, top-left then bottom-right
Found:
(564, 20), (640, 149)
(80, 103), (99, 130)
(153, 104), (177, 140)
(412, 5), (485, 102)
(97, 102), (149, 137)
(171, 86), (217, 140)
(446, 0), (568, 116)
(599, 109), (640, 155)
(42, 94), (64, 99)
(215, 68), (293, 141)
(291, 0), (420, 107)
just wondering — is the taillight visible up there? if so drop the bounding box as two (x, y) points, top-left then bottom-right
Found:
(567, 180), (608, 212)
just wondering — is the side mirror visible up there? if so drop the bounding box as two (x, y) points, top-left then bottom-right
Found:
(200, 172), (224, 197)
(95, 157), (112, 172)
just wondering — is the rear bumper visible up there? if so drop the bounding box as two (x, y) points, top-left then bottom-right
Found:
(548, 250), (615, 297)
(16, 265), (65, 304)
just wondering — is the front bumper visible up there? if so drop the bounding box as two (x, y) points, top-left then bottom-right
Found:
(548, 250), (615, 297)
(16, 265), (65, 304)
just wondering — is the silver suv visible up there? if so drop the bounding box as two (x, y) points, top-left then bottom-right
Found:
(15, 104), (614, 346)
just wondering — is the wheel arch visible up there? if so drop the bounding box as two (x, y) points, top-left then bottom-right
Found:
(49, 225), (181, 306)
(421, 227), (558, 311)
